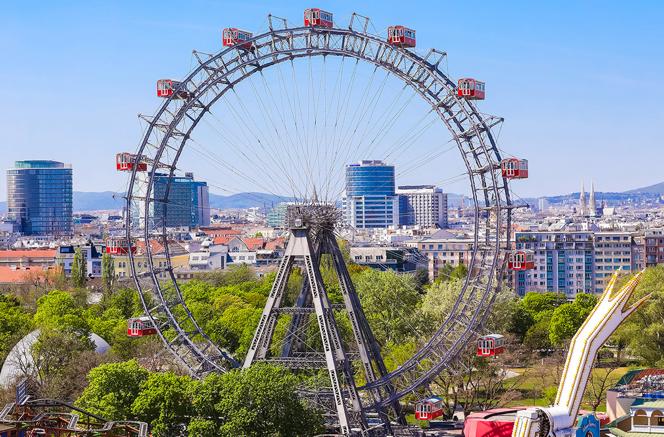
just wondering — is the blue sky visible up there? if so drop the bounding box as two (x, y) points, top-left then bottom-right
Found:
(1, 0), (662, 199)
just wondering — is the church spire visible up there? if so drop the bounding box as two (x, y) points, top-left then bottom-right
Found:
(579, 181), (587, 216)
(589, 180), (597, 217)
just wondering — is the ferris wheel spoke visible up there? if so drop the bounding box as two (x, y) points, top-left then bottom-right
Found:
(255, 70), (310, 196)
(225, 89), (302, 197)
(203, 98), (297, 198)
(287, 59), (317, 198)
(187, 135), (293, 199)
(323, 63), (382, 199)
(320, 56), (349, 201)
(349, 76), (407, 161)
(330, 65), (380, 170)
(326, 58), (360, 180)
(232, 77), (306, 200)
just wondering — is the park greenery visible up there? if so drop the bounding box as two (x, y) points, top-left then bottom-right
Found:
(0, 258), (663, 433)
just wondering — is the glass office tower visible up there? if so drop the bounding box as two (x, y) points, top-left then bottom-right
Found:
(6, 160), (73, 235)
(343, 160), (398, 228)
(152, 172), (209, 228)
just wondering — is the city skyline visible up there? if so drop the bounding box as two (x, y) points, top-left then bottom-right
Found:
(1, 1), (662, 199)
(1, 4), (663, 436)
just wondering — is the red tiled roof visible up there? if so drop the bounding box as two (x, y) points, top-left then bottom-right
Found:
(213, 236), (233, 245)
(134, 240), (163, 255)
(0, 249), (57, 259)
(264, 238), (286, 250)
(202, 227), (244, 238)
(132, 240), (187, 256)
(242, 238), (265, 251)
(0, 266), (50, 283)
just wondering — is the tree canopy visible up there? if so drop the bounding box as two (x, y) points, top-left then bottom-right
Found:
(71, 247), (87, 288)
(76, 359), (150, 420)
(34, 290), (90, 336)
(188, 364), (323, 437)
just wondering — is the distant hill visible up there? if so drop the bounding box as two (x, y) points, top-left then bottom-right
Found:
(209, 192), (292, 209)
(0, 191), (290, 214)
(1, 181), (658, 216)
(74, 191), (124, 211)
(0, 192), (125, 214)
(625, 181), (664, 195)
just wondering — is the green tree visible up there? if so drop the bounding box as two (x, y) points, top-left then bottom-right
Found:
(198, 264), (256, 287)
(523, 314), (553, 350)
(421, 278), (464, 324)
(549, 303), (585, 346)
(413, 268), (430, 291)
(132, 372), (193, 436)
(548, 294), (598, 346)
(76, 359), (149, 420)
(32, 328), (95, 394)
(101, 252), (115, 293)
(189, 364), (323, 437)
(34, 290), (89, 336)
(355, 269), (422, 344)
(0, 294), (32, 363)
(434, 263), (454, 283)
(573, 293), (598, 314)
(506, 304), (534, 341)
(619, 267), (664, 365)
(449, 263), (468, 281)
(71, 247), (87, 288)
(520, 292), (567, 321)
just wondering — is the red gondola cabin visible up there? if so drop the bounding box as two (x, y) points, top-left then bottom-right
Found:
(106, 237), (136, 255)
(501, 158), (529, 179)
(116, 153), (147, 172)
(477, 334), (505, 357)
(415, 396), (444, 421)
(508, 250), (535, 271)
(387, 26), (416, 48)
(304, 8), (333, 28)
(127, 317), (157, 337)
(222, 28), (253, 50)
(156, 79), (190, 100)
(457, 78), (486, 100)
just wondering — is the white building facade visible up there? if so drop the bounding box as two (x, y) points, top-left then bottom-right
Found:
(396, 185), (448, 228)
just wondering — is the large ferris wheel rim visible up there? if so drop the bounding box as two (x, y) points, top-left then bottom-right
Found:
(126, 20), (512, 399)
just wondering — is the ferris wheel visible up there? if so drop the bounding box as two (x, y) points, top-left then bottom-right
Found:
(121, 8), (528, 434)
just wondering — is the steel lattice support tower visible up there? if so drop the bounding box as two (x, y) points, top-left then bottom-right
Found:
(243, 205), (400, 434)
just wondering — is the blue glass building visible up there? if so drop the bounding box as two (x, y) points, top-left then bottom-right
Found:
(343, 160), (398, 228)
(6, 160), (73, 235)
(153, 172), (210, 228)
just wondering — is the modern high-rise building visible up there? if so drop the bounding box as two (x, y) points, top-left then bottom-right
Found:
(343, 160), (398, 229)
(6, 160), (73, 235)
(593, 231), (633, 292)
(514, 230), (595, 297)
(191, 178), (211, 228)
(645, 229), (664, 267)
(396, 185), (448, 228)
(267, 202), (289, 228)
(153, 172), (209, 228)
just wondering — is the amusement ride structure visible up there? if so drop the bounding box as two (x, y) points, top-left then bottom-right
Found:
(117, 8), (532, 435)
(512, 271), (650, 437)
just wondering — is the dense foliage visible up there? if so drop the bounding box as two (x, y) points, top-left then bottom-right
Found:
(1, 258), (663, 431)
(76, 360), (322, 437)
